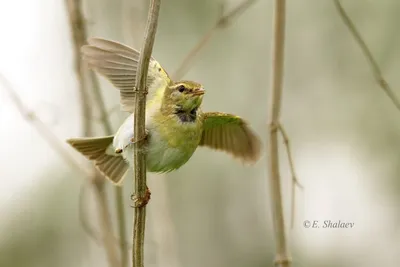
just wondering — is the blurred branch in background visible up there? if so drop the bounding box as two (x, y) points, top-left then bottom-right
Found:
(122, 0), (145, 48)
(106, 0), (258, 118)
(78, 180), (102, 246)
(121, 0), (180, 266)
(0, 72), (121, 263)
(173, 0), (257, 80)
(267, 0), (291, 267)
(277, 124), (303, 229)
(0, 74), (89, 176)
(131, 0), (161, 266)
(65, 0), (92, 137)
(333, 0), (400, 112)
(105, 0), (258, 120)
(65, 0), (127, 266)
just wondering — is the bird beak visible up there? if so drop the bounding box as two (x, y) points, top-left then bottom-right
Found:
(191, 87), (205, 96)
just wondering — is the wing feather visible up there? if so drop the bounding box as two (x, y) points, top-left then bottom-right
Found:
(81, 38), (171, 112)
(200, 112), (261, 164)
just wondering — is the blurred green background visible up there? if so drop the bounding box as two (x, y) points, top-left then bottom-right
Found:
(0, 0), (399, 266)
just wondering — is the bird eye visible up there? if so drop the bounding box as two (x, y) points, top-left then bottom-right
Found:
(177, 85), (186, 93)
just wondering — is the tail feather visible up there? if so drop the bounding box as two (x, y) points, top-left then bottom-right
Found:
(67, 136), (129, 185)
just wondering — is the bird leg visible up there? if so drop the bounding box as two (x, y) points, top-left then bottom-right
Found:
(131, 186), (151, 208)
(114, 129), (149, 154)
(130, 129), (149, 144)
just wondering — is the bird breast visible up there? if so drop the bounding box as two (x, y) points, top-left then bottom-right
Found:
(119, 111), (204, 173)
(145, 112), (204, 172)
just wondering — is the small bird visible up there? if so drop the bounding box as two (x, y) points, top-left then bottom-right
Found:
(67, 38), (261, 185)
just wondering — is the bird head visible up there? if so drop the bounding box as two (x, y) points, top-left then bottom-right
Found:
(162, 81), (205, 112)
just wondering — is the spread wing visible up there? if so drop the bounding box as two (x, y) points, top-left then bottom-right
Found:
(200, 112), (261, 164)
(81, 38), (171, 112)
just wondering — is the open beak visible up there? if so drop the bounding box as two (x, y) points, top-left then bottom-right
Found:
(191, 87), (205, 96)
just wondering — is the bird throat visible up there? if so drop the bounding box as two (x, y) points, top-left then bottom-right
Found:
(174, 107), (197, 123)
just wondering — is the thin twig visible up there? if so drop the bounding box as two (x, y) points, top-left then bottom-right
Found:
(91, 172), (121, 267)
(333, 0), (400, 112)
(0, 74), (90, 176)
(267, 0), (291, 266)
(115, 186), (128, 267)
(79, 179), (134, 249)
(89, 62), (129, 267)
(78, 179), (102, 245)
(89, 74), (114, 134)
(65, 1), (125, 266)
(173, 0), (257, 80)
(131, 0), (161, 266)
(65, 0), (92, 136)
(121, 1), (181, 266)
(277, 124), (303, 229)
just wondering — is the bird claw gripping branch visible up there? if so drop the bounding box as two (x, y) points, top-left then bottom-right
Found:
(130, 129), (149, 144)
(131, 186), (151, 208)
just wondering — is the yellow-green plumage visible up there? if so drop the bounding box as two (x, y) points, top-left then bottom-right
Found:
(66, 38), (261, 185)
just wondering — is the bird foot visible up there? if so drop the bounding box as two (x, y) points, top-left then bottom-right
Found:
(116, 130), (149, 154)
(131, 186), (151, 208)
(130, 129), (149, 144)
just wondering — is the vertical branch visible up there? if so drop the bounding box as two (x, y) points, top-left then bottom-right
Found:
(90, 72), (129, 267)
(131, 1), (161, 267)
(65, 1), (126, 266)
(91, 174), (121, 267)
(267, 0), (291, 266)
(65, 0), (92, 136)
(122, 1), (180, 266)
